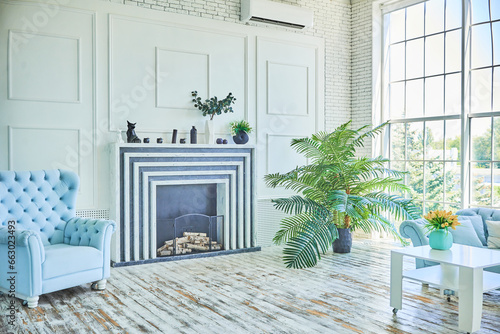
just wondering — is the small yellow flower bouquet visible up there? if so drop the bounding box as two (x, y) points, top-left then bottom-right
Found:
(424, 210), (460, 231)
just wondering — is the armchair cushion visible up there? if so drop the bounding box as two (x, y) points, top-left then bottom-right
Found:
(42, 244), (103, 280)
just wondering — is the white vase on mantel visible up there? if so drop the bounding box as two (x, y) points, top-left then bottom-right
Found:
(205, 119), (214, 144)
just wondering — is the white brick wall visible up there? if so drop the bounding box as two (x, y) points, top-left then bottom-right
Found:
(351, 0), (373, 157)
(104, 0), (353, 132)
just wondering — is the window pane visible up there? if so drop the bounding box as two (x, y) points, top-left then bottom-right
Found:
(389, 9), (406, 43)
(390, 160), (406, 196)
(446, 0), (462, 30)
(493, 164), (500, 207)
(408, 161), (424, 200)
(445, 73), (461, 114)
(470, 68), (492, 113)
(492, 0), (500, 21)
(426, 0), (444, 35)
(471, 162), (491, 206)
(390, 123), (406, 160)
(407, 4), (425, 39)
(445, 161), (461, 202)
(425, 76), (445, 116)
(425, 161), (444, 202)
(390, 43), (405, 82)
(471, 0), (491, 24)
(471, 23), (493, 69)
(445, 29), (461, 73)
(426, 120), (444, 159)
(445, 203), (461, 212)
(493, 22), (500, 65)
(494, 68), (500, 111)
(406, 39), (424, 79)
(426, 34), (444, 76)
(407, 122), (424, 159)
(493, 117), (500, 161)
(445, 119), (461, 160)
(406, 79), (424, 118)
(390, 82), (405, 118)
(471, 117), (492, 161)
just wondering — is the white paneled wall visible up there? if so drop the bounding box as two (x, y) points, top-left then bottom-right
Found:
(0, 0), (329, 246)
(0, 2), (96, 207)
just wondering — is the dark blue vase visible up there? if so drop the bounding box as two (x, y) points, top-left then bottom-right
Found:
(233, 131), (249, 144)
(333, 228), (352, 253)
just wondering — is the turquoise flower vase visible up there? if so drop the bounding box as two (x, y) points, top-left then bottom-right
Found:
(429, 229), (453, 250)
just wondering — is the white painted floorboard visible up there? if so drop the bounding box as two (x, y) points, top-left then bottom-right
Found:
(1, 239), (499, 333)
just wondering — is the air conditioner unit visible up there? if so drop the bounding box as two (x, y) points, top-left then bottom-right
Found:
(240, 0), (313, 29)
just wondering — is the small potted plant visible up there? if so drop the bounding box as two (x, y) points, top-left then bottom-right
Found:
(192, 91), (236, 144)
(230, 120), (252, 144)
(424, 210), (460, 250)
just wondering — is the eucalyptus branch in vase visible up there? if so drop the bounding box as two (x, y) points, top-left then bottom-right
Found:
(191, 91), (236, 120)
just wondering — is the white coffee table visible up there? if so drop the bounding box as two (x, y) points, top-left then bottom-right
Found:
(390, 244), (500, 333)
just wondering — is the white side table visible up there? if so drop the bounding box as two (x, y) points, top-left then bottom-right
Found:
(390, 244), (500, 333)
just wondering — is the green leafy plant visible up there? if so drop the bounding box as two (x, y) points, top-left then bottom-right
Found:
(230, 120), (253, 136)
(264, 121), (420, 269)
(191, 91), (236, 120)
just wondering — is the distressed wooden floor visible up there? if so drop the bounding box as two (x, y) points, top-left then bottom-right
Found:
(1, 239), (499, 333)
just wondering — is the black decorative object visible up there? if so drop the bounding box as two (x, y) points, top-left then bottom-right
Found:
(232, 131), (249, 144)
(180, 138), (186, 144)
(190, 126), (197, 144)
(333, 228), (352, 253)
(216, 138), (223, 144)
(157, 138), (163, 143)
(171, 129), (178, 143)
(222, 139), (228, 144)
(144, 138), (150, 143)
(126, 121), (141, 143)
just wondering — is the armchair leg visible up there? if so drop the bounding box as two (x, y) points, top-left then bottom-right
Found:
(22, 296), (39, 308)
(91, 279), (107, 291)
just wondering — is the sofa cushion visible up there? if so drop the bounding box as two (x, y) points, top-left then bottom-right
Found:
(451, 216), (484, 247)
(42, 244), (103, 280)
(485, 220), (500, 248)
(457, 214), (487, 246)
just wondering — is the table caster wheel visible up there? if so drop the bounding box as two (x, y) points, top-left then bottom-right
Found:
(447, 296), (451, 302)
(91, 282), (97, 290)
(392, 308), (398, 314)
(22, 300), (28, 306)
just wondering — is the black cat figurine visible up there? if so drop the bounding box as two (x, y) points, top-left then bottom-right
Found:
(126, 121), (141, 143)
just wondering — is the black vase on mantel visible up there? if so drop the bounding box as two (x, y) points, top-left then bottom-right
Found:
(190, 126), (197, 144)
(233, 131), (249, 144)
(333, 228), (352, 253)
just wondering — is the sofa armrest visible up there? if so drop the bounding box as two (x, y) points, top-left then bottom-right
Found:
(399, 218), (429, 246)
(64, 217), (116, 251)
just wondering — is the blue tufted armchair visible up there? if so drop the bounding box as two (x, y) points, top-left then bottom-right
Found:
(0, 170), (116, 308)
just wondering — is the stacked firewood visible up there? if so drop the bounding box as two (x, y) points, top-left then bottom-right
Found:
(157, 232), (222, 256)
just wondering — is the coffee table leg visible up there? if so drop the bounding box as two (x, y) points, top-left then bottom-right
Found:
(390, 252), (403, 312)
(458, 267), (483, 333)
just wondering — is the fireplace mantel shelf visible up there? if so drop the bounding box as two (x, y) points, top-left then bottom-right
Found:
(110, 143), (257, 266)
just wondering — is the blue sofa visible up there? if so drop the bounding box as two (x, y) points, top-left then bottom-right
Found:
(400, 208), (500, 274)
(0, 170), (116, 308)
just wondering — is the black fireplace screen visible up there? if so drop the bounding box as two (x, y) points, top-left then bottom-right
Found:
(157, 214), (224, 256)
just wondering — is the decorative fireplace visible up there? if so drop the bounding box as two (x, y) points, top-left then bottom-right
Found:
(110, 144), (258, 266)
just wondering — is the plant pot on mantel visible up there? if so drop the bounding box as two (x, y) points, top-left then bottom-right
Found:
(233, 131), (249, 144)
(333, 228), (352, 253)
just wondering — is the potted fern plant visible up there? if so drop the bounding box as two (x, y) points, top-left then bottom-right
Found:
(264, 121), (420, 268)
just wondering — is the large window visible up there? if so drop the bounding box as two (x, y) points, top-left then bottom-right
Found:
(383, 0), (500, 212)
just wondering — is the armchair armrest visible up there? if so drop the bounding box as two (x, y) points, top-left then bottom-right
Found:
(0, 226), (44, 298)
(64, 217), (116, 251)
(0, 227), (45, 262)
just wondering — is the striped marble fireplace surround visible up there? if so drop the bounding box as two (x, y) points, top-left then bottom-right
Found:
(110, 144), (257, 266)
